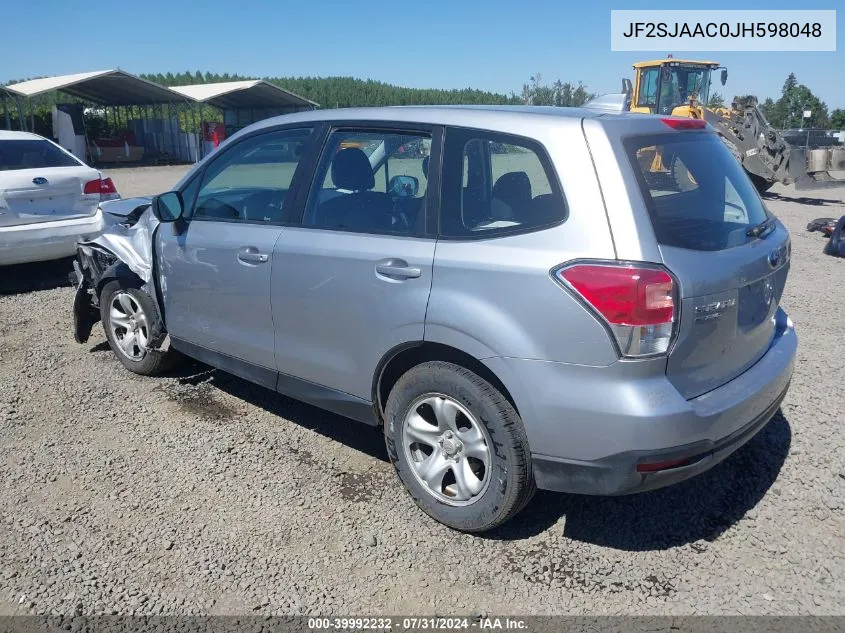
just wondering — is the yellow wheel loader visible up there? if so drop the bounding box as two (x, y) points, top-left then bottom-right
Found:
(621, 57), (845, 192)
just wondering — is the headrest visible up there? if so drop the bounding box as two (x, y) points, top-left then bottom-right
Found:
(493, 171), (532, 205)
(331, 148), (375, 191)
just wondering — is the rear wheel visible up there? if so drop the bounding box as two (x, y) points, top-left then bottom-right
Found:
(100, 280), (179, 376)
(384, 361), (534, 532)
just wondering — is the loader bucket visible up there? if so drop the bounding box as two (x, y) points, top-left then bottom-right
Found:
(794, 148), (845, 190)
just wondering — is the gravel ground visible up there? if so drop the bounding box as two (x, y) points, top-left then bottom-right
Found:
(1, 167), (844, 617)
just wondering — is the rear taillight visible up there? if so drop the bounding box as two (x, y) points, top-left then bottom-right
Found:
(555, 263), (677, 357)
(83, 177), (120, 201)
(661, 118), (707, 130)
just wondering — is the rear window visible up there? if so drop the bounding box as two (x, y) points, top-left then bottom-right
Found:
(440, 128), (566, 238)
(624, 133), (769, 251)
(0, 139), (81, 171)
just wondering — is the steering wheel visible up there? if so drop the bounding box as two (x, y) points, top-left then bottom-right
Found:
(196, 196), (241, 220)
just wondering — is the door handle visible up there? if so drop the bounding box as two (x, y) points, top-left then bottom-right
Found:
(375, 260), (421, 279)
(237, 247), (269, 264)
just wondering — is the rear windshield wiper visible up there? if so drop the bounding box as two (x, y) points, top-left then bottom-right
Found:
(746, 217), (774, 238)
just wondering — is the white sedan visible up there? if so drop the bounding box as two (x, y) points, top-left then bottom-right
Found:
(0, 130), (119, 266)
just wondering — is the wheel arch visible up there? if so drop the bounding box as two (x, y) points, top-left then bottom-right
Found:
(95, 261), (144, 298)
(373, 341), (519, 425)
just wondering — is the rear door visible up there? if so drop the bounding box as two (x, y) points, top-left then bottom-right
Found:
(156, 127), (315, 372)
(271, 124), (441, 400)
(623, 131), (790, 399)
(0, 137), (99, 226)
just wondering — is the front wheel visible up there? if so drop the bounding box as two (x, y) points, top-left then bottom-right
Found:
(384, 361), (535, 532)
(100, 280), (180, 376)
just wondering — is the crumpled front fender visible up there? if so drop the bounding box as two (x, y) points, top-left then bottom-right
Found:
(82, 199), (159, 285)
(72, 199), (164, 345)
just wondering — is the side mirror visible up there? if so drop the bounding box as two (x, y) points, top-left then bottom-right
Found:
(388, 174), (419, 198)
(721, 69), (728, 86)
(152, 191), (184, 223)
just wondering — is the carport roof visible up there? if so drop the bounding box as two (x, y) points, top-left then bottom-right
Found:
(3, 70), (183, 105)
(169, 80), (318, 110)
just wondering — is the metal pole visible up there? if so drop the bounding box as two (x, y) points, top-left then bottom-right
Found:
(80, 102), (93, 165)
(167, 102), (177, 164)
(2, 94), (10, 130)
(190, 103), (200, 162)
(16, 97), (25, 130)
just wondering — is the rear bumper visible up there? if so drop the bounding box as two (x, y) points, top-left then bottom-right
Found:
(0, 211), (104, 265)
(484, 307), (797, 495)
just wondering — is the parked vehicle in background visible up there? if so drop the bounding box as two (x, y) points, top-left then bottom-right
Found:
(72, 106), (796, 532)
(0, 131), (119, 266)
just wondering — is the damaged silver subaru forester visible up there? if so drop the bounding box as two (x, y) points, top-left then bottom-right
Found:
(73, 105), (796, 532)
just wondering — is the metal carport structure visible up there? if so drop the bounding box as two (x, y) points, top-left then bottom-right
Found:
(3, 70), (194, 164)
(170, 80), (317, 157)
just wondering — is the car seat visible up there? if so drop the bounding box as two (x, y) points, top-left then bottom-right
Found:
(315, 148), (394, 231)
(492, 171), (532, 214)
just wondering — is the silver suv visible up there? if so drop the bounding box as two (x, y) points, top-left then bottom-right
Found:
(73, 106), (796, 532)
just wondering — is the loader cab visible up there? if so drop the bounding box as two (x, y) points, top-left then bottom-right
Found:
(630, 59), (722, 116)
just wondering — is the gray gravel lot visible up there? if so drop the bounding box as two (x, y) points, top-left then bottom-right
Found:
(1, 166), (844, 616)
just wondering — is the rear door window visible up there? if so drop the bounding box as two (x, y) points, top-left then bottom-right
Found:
(624, 133), (769, 251)
(440, 128), (566, 238)
(303, 129), (432, 235)
(0, 139), (82, 170)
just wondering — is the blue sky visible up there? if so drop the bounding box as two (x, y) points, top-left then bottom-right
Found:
(3, 0), (843, 108)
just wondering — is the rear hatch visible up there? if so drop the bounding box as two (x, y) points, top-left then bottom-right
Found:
(624, 131), (790, 399)
(0, 138), (100, 227)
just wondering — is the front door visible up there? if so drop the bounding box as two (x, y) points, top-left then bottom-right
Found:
(156, 127), (315, 371)
(271, 126), (441, 399)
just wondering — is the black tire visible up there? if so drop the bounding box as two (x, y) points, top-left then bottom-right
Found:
(100, 279), (180, 376)
(384, 361), (535, 532)
(748, 172), (774, 194)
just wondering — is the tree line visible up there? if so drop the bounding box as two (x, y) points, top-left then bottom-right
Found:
(758, 73), (845, 130)
(2, 69), (842, 132)
(702, 73), (843, 129)
(140, 71), (522, 107)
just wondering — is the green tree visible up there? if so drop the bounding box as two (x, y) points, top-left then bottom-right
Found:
(522, 74), (595, 107)
(706, 92), (726, 109)
(760, 97), (776, 122)
(763, 72), (829, 128)
(782, 84), (828, 128)
(782, 72), (798, 94)
(827, 108), (845, 130)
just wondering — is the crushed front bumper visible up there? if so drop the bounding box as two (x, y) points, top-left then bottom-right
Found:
(71, 245), (118, 343)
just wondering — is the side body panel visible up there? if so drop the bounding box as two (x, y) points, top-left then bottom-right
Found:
(157, 220), (282, 369)
(272, 229), (435, 400)
(426, 118), (618, 366)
